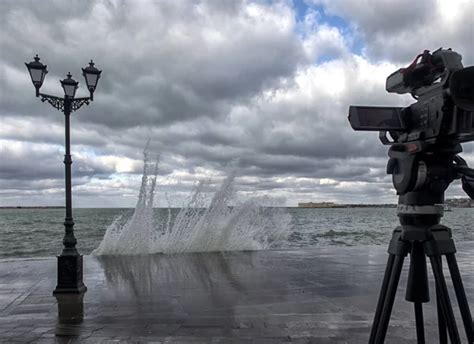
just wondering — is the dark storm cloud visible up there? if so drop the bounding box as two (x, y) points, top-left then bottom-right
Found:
(0, 141), (122, 181)
(234, 154), (388, 181)
(2, 0), (305, 128)
(1, 0), (473, 207)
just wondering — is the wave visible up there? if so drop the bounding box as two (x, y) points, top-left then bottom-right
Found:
(93, 147), (291, 255)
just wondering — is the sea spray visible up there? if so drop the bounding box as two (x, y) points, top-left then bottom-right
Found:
(93, 148), (159, 255)
(93, 151), (291, 255)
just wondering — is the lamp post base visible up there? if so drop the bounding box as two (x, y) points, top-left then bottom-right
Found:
(55, 294), (84, 325)
(53, 255), (87, 295)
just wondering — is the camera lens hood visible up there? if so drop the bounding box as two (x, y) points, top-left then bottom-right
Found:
(450, 66), (474, 111)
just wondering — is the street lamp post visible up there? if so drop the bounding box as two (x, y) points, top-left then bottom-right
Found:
(25, 55), (102, 295)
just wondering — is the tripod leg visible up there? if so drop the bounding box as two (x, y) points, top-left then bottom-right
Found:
(430, 255), (461, 344)
(436, 258), (447, 344)
(446, 253), (474, 343)
(374, 254), (405, 344)
(414, 302), (425, 344)
(405, 242), (429, 344)
(369, 254), (395, 344)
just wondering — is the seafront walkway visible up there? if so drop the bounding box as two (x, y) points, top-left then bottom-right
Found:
(0, 244), (473, 343)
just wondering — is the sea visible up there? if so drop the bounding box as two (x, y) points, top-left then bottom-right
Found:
(2, 152), (472, 258)
(0, 207), (472, 259)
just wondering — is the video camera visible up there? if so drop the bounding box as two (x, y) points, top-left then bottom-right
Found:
(348, 48), (474, 198)
(349, 48), (474, 144)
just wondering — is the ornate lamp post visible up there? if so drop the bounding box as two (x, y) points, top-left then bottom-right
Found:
(25, 55), (102, 295)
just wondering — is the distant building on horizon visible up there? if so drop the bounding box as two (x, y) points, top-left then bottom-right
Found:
(298, 202), (337, 208)
(445, 198), (473, 208)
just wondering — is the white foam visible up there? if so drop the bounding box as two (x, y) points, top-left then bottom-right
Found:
(93, 149), (291, 255)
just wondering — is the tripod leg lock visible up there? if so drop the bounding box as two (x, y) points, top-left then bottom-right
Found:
(424, 225), (456, 256)
(388, 228), (411, 256)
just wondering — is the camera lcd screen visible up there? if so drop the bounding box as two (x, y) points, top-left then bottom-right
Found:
(349, 106), (405, 131)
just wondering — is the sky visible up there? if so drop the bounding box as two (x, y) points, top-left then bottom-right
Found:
(1, 0), (473, 207)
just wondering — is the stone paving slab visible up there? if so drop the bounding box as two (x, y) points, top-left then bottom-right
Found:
(0, 243), (472, 343)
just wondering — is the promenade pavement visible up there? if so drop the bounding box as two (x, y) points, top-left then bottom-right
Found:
(0, 243), (473, 343)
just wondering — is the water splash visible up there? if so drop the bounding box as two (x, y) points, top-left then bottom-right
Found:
(94, 146), (159, 255)
(93, 150), (291, 255)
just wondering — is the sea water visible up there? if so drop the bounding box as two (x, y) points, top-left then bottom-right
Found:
(0, 148), (473, 258)
(1, 207), (473, 258)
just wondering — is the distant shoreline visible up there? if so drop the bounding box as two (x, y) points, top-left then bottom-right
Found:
(1, 204), (472, 209)
(0, 206), (65, 209)
(297, 204), (397, 209)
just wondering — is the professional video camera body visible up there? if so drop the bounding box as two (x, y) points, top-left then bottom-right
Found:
(348, 48), (474, 344)
(349, 47), (474, 201)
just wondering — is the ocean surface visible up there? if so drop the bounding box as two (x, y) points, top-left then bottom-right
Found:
(0, 207), (472, 258)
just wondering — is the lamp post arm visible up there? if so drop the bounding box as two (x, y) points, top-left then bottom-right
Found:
(70, 97), (90, 112)
(39, 93), (65, 112)
(38, 93), (90, 113)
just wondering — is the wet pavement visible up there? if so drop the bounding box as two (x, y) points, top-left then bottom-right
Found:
(0, 243), (473, 343)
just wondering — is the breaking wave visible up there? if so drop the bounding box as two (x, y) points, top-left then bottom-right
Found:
(93, 148), (291, 255)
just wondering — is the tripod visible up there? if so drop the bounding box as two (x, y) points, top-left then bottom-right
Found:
(369, 209), (474, 343)
(369, 143), (474, 344)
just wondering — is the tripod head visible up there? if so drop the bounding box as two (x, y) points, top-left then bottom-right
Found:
(384, 141), (474, 247)
(387, 141), (474, 204)
(386, 140), (474, 235)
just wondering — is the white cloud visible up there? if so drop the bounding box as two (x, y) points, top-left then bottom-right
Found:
(312, 0), (474, 64)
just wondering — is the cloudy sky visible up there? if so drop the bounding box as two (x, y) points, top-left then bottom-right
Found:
(1, 0), (473, 207)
